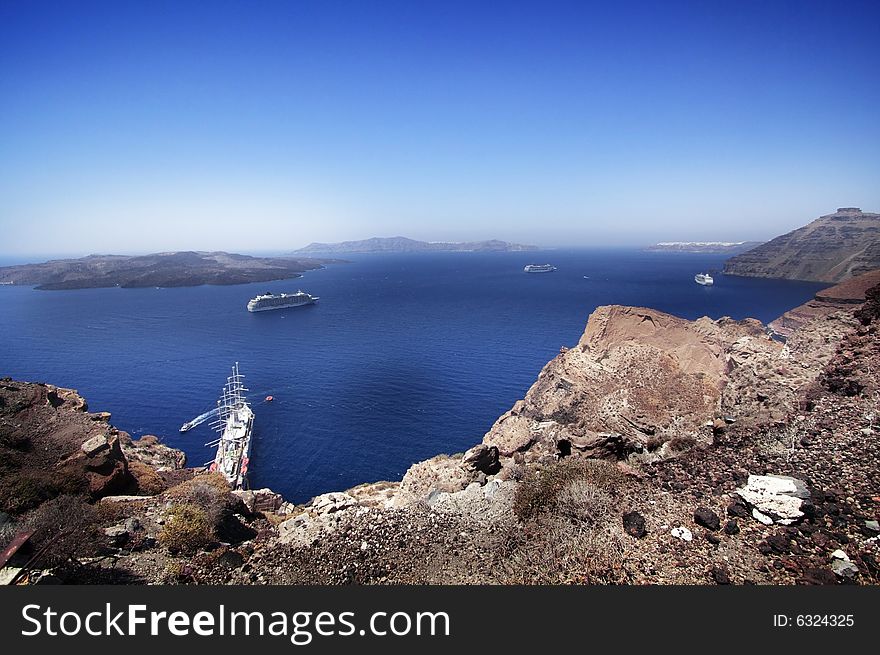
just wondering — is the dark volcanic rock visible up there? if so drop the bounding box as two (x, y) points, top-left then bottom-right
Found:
(800, 568), (838, 585)
(622, 511), (647, 538)
(694, 506), (721, 531)
(711, 565), (731, 585)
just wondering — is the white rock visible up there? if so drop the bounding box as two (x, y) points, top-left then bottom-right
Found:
(81, 434), (109, 456)
(671, 527), (693, 542)
(752, 508), (774, 525)
(831, 549), (850, 561)
(736, 474), (809, 524)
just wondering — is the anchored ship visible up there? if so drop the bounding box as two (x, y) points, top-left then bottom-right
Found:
(205, 362), (254, 490)
(523, 264), (557, 273)
(247, 290), (318, 312)
(694, 272), (714, 286)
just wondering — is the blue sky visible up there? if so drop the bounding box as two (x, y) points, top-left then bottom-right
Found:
(1, 0), (878, 255)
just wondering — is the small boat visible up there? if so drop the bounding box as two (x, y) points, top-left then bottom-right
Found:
(265, 395), (274, 402)
(694, 272), (714, 286)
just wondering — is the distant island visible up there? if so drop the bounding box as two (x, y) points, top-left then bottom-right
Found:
(0, 251), (340, 290)
(292, 236), (538, 254)
(645, 241), (762, 254)
(724, 207), (880, 282)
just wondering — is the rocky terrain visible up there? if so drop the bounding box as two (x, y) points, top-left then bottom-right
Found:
(645, 241), (762, 254)
(292, 236), (537, 254)
(0, 251), (339, 290)
(769, 269), (880, 338)
(724, 208), (880, 282)
(1, 276), (879, 586)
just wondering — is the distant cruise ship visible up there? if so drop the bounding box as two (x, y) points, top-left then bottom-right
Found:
(247, 291), (319, 312)
(694, 273), (714, 286)
(523, 264), (557, 273)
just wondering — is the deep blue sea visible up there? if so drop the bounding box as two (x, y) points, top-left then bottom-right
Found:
(0, 250), (827, 502)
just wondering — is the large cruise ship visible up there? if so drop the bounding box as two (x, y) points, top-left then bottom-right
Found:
(523, 264), (557, 273)
(247, 290), (319, 312)
(694, 272), (714, 286)
(206, 363), (254, 490)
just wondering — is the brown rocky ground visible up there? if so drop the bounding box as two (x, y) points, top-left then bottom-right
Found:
(769, 269), (880, 337)
(1, 279), (878, 585)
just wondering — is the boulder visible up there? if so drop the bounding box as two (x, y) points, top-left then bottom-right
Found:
(310, 492), (357, 515)
(104, 524), (130, 546)
(394, 455), (476, 507)
(736, 474), (810, 525)
(462, 444), (500, 475)
(81, 434), (110, 457)
(694, 506), (720, 531)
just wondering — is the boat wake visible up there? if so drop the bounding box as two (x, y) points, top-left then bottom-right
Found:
(179, 407), (220, 432)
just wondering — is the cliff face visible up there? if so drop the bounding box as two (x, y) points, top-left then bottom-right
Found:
(769, 269), (880, 338)
(0, 381), (186, 515)
(483, 307), (759, 459)
(724, 208), (880, 282)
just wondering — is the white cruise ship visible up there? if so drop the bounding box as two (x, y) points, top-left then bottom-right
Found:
(523, 264), (557, 273)
(247, 290), (318, 312)
(694, 272), (714, 286)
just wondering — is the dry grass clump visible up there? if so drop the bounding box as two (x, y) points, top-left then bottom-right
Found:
(22, 494), (102, 565)
(502, 458), (632, 584)
(513, 458), (623, 522)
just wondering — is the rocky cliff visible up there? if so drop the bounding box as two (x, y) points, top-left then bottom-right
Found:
(3, 285), (879, 585)
(724, 208), (880, 282)
(769, 269), (880, 338)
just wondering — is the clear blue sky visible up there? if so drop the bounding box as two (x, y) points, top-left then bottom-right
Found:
(1, 0), (878, 256)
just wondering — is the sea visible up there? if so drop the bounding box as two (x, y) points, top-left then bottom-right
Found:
(0, 250), (827, 503)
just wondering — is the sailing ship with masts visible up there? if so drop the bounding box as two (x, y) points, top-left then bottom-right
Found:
(206, 362), (254, 490)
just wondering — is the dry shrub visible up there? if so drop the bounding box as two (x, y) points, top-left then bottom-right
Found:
(164, 473), (232, 524)
(162, 472), (254, 546)
(0, 469), (87, 515)
(665, 435), (697, 455)
(513, 458), (623, 522)
(128, 461), (166, 495)
(23, 495), (102, 565)
(503, 458), (631, 584)
(159, 504), (213, 554)
(165, 472), (230, 499)
(498, 517), (631, 584)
